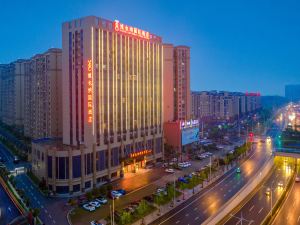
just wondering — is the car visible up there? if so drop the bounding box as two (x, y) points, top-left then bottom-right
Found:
(296, 177), (300, 182)
(143, 195), (154, 203)
(13, 156), (20, 164)
(265, 187), (271, 196)
(83, 203), (96, 212)
(116, 189), (126, 195)
(90, 221), (103, 225)
(178, 177), (188, 184)
(96, 197), (108, 204)
(156, 188), (165, 193)
(110, 190), (122, 199)
(236, 167), (241, 173)
(266, 136), (271, 142)
(124, 206), (135, 213)
(89, 201), (101, 208)
(278, 181), (284, 188)
(165, 168), (175, 173)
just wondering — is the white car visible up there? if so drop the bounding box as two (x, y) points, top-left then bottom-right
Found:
(83, 203), (96, 212)
(96, 197), (108, 204)
(89, 201), (101, 208)
(111, 190), (122, 199)
(90, 221), (103, 225)
(278, 181), (284, 188)
(296, 177), (300, 182)
(165, 168), (175, 173)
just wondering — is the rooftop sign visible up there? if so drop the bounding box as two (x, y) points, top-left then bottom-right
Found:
(113, 20), (150, 39)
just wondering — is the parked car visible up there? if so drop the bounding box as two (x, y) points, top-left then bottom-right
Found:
(110, 190), (122, 199)
(96, 197), (108, 204)
(13, 156), (20, 164)
(89, 201), (101, 208)
(143, 195), (154, 203)
(165, 168), (175, 173)
(83, 203), (96, 212)
(278, 181), (283, 188)
(116, 189), (126, 195)
(296, 177), (300, 182)
(90, 221), (103, 225)
(178, 177), (188, 184)
(236, 167), (241, 173)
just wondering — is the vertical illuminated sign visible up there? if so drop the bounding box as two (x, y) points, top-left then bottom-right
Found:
(87, 59), (93, 123)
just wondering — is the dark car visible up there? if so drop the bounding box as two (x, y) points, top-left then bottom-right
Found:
(13, 156), (20, 164)
(143, 195), (154, 203)
(178, 177), (188, 184)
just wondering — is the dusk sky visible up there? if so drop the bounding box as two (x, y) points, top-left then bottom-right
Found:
(1, 0), (300, 96)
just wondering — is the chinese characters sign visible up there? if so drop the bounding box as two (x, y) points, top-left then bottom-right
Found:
(87, 59), (93, 123)
(113, 20), (150, 39)
(130, 150), (152, 158)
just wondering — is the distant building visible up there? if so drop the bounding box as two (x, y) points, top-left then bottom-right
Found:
(191, 91), (261, 121)
(0, 60), (27, 128)
(285, 84), (300, 102)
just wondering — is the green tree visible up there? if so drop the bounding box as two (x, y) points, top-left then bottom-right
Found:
(136, 200), (148, 216)
(119, 211), (132, 225)
(86, 191), (93, 201)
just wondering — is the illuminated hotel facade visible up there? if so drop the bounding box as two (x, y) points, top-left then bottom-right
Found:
(32, 16), (163, 194)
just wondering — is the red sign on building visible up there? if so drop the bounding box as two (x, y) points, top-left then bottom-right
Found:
(87, 59), (93, 123)
(113, 20), (150, 40)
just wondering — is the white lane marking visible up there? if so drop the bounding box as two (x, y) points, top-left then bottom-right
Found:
(195, 217), (199, 220)
(297, 216), (300, 222)
(287, 215), (289, 220)
(53, 220), (56, 224)
(41, 205), (44, 209)
(221, 188), (223, 191)
(45, 209), (48, 213)
(292, 201), (296, 208)
(228, 189), (232, 192)
(185, 213), (189, 217)
(49, 214), (52, 219)
(249, 205), (254, 212)
(258, 207), (263, 214)
(193, 207), (198, 211)
(37, 201), (40, 205)
(156, 149), (268, 225)
(175, 221), (180, 224)
(224, 194), (226, 197)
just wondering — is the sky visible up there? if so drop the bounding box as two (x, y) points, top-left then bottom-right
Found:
(1, 0), (300, 96)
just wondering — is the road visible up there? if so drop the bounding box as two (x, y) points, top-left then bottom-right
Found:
(272, 178), (300, 225)
(149, 127), (279, 225)
(223, 160), (293, 225)
(0, 179), (20, 224)
(0, 141), (68, 225)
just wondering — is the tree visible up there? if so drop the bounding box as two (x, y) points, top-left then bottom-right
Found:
(32, 208), (40, 218)
(99, 185), (107, 196)
(119, 211), (132, 225)
(136, 200), (148, 216)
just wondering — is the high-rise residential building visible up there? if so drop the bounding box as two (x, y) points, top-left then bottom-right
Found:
(0, 60), (26, 127)
(285, 84), (300, 102)
(24, 48), (62, 139)
(163, 44), (191, 122)
(191, 91), (260, 121)
(32, 16), (163, 194)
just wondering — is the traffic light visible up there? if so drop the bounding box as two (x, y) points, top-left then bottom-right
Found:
(248, 132), (254, 142)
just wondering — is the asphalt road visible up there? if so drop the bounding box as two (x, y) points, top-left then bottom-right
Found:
(223, 161), (293, 225)
(0, 179), (20, 224)
(0, 141), (68, 225)
(149, 127), (280, 225)
(272, 169), (300, 225)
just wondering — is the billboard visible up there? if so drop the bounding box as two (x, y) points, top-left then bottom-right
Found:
(181, 127), (199, 146)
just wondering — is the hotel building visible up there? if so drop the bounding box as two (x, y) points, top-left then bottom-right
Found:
(32, 16), (163, 194)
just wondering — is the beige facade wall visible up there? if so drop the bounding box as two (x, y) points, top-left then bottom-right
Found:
(24, 48), (62, 139)
(163, 44), (175, 122)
